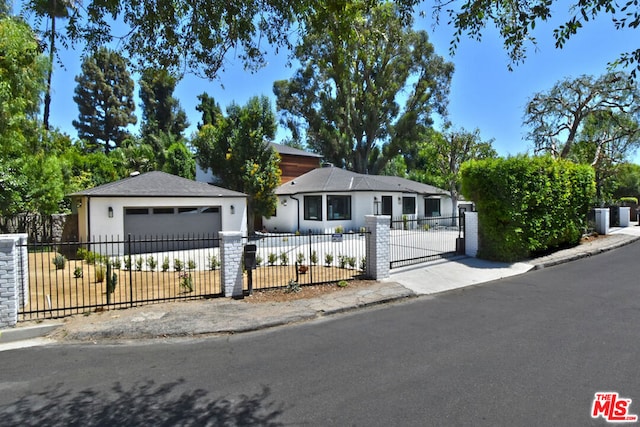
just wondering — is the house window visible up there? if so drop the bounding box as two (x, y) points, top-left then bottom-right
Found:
(304, 196), (322, 220)
(425, 199), (441, 217)
(125, 208), (149, 215)
(327, 195), (351, 220)
(153, 207), (174, 214)
(402, 197), (415, 215)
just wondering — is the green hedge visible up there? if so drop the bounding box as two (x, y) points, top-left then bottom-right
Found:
(460, 156), (595, 262)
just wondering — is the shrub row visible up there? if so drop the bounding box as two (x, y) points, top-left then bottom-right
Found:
(460, 156), (595, 262)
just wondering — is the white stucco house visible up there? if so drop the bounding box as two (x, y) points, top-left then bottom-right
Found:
(262, 166), (466, 233)
(69, 171), (247, 253)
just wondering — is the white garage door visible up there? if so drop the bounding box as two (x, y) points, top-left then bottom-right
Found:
(124, 206), (221, 253)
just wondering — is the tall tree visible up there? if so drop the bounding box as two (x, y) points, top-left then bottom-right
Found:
(195, 92), (222, 130)
(524, 72), (640, 159)
(192, 95), (281, 232)
(409, 127), (497, 217)
(274, 0), (453, 174)
(433, 0), (640, 78)
(26, 0), (77, 130)
(139, 67), (188, 138)
(72, 47), (137, 154)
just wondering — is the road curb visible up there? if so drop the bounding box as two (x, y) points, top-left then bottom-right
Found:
(0, 323), (62, 343)
(531, 234), (640, 270)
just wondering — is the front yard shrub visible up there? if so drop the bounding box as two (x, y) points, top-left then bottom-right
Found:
(162, 256), (170, 272)
(73, 266), (83, 278)
(338, 254), (347, 269)
(174, 259), (184, 272)
(95, 264), (106, 283)
(347, 256), (356, 269)
(325, 253), (334, 266)
(460, 155), (596, 262)
(208, 255), (220, 270)
(52, 253), (66, 270)
(135, 257), (143, 271)
(124, 256), (132, 271)
(146, 256), (157, 270)
(187, 259), (197, 270)
(280, 252), (289, 266)
(296, 252), (305, 265)
(310, 250), (318, 265)
(179, 272), (193, 292)
(360, 257), (366, 271)
(268, 253), (277, 266)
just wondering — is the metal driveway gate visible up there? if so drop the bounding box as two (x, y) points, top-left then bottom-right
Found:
(390, 215), (462, 269)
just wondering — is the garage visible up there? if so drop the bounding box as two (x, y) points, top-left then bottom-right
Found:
(124, 206), (222, 253)
(69, 171), (248, 255)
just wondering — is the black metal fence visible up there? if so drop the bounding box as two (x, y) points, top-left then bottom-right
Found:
(18, 231), (371, 320)
(390, 215), (461, 268)
(19, 235), (223, 320)
(245, 231), (369, 292)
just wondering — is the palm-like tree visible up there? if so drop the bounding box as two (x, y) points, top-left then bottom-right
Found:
(28, 0), (76, 130)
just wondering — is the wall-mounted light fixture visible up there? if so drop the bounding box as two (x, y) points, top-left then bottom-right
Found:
(281, 198), (288, 206)
(398, 196), (402, 204)
(108, 206), (113, 218)
(230, 205), (235, 215)
(373, 196), (381, 215)
(76, 200), (82, 208)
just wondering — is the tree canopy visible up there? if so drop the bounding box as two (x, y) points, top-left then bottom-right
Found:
(275, 0), (453, 174)
(192, 95), (281, 232)
(433, 0), (639, 78)
(524, 72), (640, 160)
(72, 47), (137, 153)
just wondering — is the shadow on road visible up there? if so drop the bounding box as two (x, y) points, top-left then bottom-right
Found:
(0, 379), (284, 426)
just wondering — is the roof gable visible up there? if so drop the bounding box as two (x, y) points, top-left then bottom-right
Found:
(69, 171), (246, 198)
(275, 167), (449, 196)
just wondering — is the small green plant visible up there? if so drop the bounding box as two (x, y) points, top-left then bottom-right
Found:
(422, 223), (431, 231)
(95, 264), (106, 283)
(338, 254), (347, 269)
(280, 252), (289, 266)
(174, 259), (184, 272)
(256, 254), (263, 267)
(187, 259), (197, 270)
(107, 271), (117, 294)
(162, 256), (170, 272)
(124, 256), (132, 271)
(402, 215), (408, 230)
(111, 257), (121, 269)
(347, 256), (356, 269)
(295, 230), (301, 236)
(335, 225), (344, 233)
(179, 272), (193, 292)
(296, 252), (305, 265)
(337, 280), (349, 288)
(76, 247), (88, 260)
(325, 253), (334, 266)
(52, 253), (66, 270)
(146, 256), (157, 270)
(310, 250), (318, 265)
(84, 250), (97, 265)
(359, 257), (367, 271)
(208, 254), (220, 270)
(135, 257), (144, 271)
(268, 253), (277, 266)
(285, 279), (301, 293)
(73, 266), (83, 278)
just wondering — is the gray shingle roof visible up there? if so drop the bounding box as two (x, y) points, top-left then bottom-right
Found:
(275, 167), (450, 196)
(268, 142), (324, 158)
(69, 171), (246, 198)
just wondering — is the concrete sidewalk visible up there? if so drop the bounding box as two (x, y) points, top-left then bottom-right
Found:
(2, 225), (639, 349)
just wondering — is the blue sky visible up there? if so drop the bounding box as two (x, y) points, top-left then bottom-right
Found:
(23, 3), (640, 162)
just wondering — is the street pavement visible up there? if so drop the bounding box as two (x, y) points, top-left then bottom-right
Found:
(2, 224), (640, 349)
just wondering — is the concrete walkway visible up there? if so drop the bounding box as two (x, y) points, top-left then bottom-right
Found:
(2, 225), (639, 349)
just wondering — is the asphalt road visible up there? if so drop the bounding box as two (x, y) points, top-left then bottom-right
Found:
(2, 241), (640, 426)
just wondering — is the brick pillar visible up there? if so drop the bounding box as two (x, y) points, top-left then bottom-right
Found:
(464, 212), (479, 258)
(0, 234), (28, 328)
(365, 215), (390, 280)
(219, 231), (243, 298)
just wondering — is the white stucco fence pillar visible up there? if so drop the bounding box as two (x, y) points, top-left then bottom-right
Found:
(595, 208), (610, 235)
(365, 215), (390, 280)
(0, 234), (28, 328)
(619, 207), (630, 227)
(464, 212), (479, 258)
(219, 231), (244, 298)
